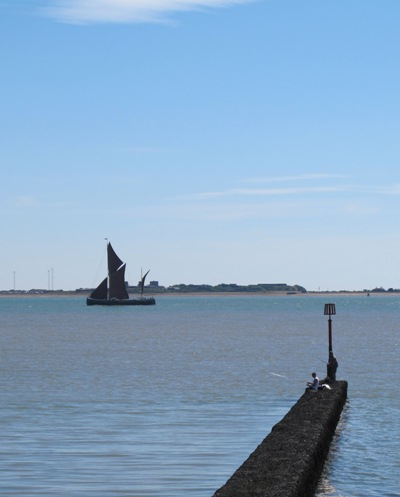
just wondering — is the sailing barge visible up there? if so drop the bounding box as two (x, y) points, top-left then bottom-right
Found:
(87, 242), (156, 306)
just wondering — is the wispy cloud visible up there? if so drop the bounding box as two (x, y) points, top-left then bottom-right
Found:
(179, 178), (400, 201)
(14, 195), (38, 207)
(376, 183), (400, 194)
(42, 0), (252, 24)
(191, 185), (357, 199)
(240, 173), (349, 184)
(120, 146), (179, 155)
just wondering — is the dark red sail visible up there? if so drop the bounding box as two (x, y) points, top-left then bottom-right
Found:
(107, 242), (124, 275)
(89, 277), (108, 300)
(109, 264), (129, 300)
(140, 270), (150, 296)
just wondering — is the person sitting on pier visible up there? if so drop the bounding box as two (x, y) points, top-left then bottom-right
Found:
(306, 372), (319, 390)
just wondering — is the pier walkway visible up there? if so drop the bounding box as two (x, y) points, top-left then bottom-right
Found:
(213, 380), (348, 497)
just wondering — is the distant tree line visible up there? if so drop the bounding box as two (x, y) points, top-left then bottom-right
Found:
(137, 283), (307, 293)
(365, 287), (400, 293)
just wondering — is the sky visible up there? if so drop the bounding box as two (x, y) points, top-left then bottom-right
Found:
(1, 0), (400, 292)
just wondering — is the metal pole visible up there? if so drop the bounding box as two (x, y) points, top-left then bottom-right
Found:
(324, 303), (336, 380)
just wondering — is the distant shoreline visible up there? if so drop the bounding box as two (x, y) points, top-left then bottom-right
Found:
(0, 290), (396, 298)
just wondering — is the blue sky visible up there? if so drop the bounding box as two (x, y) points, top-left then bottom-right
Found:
(1, 0), (400, 291)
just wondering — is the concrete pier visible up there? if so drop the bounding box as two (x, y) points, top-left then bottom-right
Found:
(213, 380), (348, 497)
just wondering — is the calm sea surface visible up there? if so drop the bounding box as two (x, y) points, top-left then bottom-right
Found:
(1, 294), (399, 496)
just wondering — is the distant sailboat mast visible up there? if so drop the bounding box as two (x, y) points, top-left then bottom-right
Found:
(105, 238), (110, 300)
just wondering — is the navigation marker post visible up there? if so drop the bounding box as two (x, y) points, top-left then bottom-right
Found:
(324, 303), (337, 380)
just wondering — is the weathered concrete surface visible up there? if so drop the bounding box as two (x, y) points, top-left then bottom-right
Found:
(212, 380), (348, 497)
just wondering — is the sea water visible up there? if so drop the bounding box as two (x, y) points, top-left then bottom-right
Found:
(0, 294), (399, 496)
